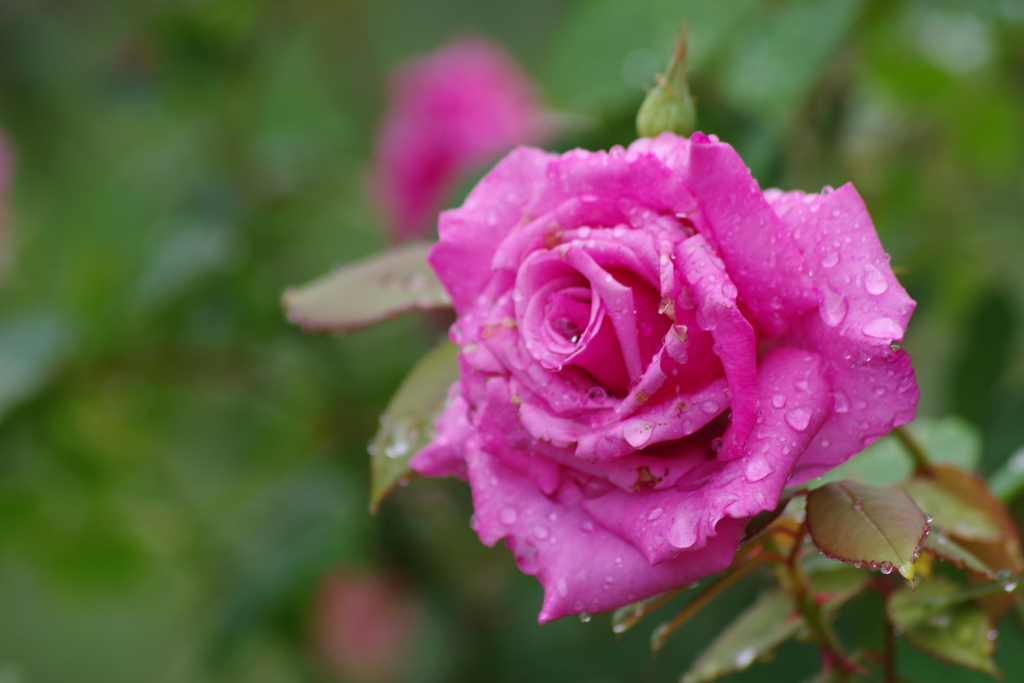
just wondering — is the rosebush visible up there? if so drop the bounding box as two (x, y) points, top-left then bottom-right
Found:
(410, 132), (919, 623)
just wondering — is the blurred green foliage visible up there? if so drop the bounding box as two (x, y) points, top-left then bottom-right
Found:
(0, 0), (1022, 681)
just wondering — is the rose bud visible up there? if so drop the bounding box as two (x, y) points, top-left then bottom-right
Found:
(410, 133), (918, 623)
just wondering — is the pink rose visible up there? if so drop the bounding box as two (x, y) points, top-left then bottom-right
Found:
(373, 37), (554, 242)
(411, 132), (919, 623)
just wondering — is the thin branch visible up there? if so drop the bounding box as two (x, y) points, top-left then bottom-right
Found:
(894, 425), (934, 475)
(651, 553), (776, 652)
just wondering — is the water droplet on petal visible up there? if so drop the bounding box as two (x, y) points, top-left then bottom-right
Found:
(553, 318), (583, 343)
(863, 317), (904, 340)
(785, 407), (812, 432)
(671, 522), (698, 550)
(819, 289), (848, 327)
(833, 389), (850, 413)
(647, 507), (664, 521)
(711, 437), (723, 452)
(821, 251), (840, 268)
(745, 454), (772, 482)
(500, 507), (518, 525)
(579, 612), (591, 623)
(556, 578), (568, 597)
(701, 400), (719, 414)
(863, 264), (889, 295)
(624, 421), (654, 448)
(771, 394), (786, 409)
(588, 386), (607, 399)
(533, 525), (549, 540)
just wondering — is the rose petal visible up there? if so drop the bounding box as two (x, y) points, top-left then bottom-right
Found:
(476, 377), (563, 494)
(430, 147), (555, 313)
(524, 147), (696, 221)
(627, 132), (692, 176)
(409, 387), (470, 479)
(464, 444), (743, 624)
(537, 437), (710, 493)
(563, 248), (646, 381)
(685, 135), (818, 334)
(764, 184), (915, 348)
(765, 184), (919, 483)
(575, 377), (731, 461)
(677, 234), (759, 462)
(785, 315), (918, 484)
(582, 347), (831, 564)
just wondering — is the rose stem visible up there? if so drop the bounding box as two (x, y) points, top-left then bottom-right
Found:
(651, 552), (781, 652)
(893, 425), (934, 476)
(884, 613), (898, 683)
(786, 523), (858, 682)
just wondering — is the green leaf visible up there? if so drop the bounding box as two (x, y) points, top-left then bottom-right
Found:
(806, 481), (928, 583)
(369, 340), (460, 513)
(807, 565), (869, 607)
(901, 478), (1002, 543)
(888, 578), (998, 675)
(680, 590), (802, 683)
(924, 530), (997, 579)
(282, 242), (450, 334)
(986, 445), (1024, 503)
(0, 310), (72, 421)
(677, 566), (865, 683)
(911, 416), (982, 472)
(815, 416), (982, 489)
(901, 465), (1024, 583)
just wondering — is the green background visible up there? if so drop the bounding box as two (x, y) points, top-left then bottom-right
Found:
(0, 0), (1022, 681)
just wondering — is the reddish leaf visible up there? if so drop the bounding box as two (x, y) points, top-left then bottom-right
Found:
(806, 481), (928, 583)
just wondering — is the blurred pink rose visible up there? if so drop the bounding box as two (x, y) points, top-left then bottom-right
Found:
(411, 132), (919, 623)
(311, 569), (423, 683)
(372, 37), (554, 242)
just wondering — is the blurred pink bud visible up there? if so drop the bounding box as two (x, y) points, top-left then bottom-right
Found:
(372, 37), (554, 242)
(311, 568), (424, 683)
